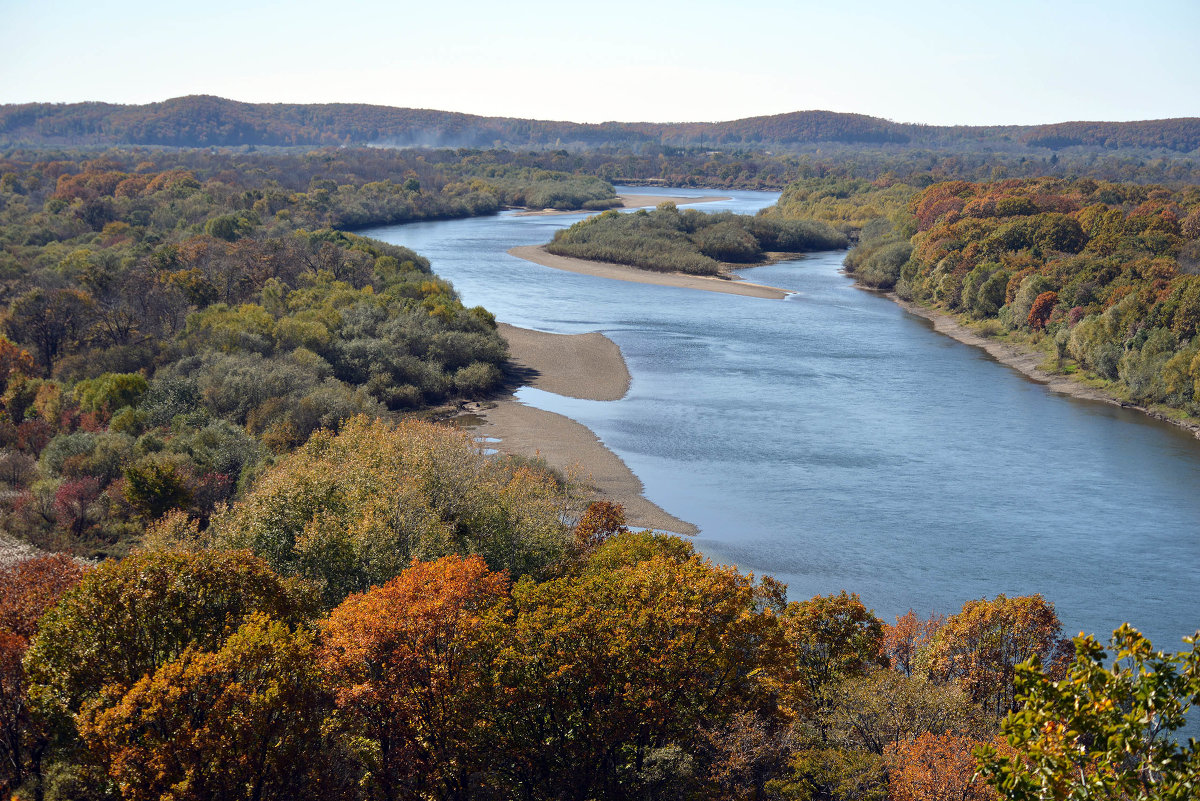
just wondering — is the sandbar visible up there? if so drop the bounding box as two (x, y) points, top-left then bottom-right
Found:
(888, 293), (1200, 440)
(497, 323), (630, 401)
(468, 400), (699, 536)
(508, 245), (791, 300)
(459, 323), (697, 535)
(512, 193), (731, 217)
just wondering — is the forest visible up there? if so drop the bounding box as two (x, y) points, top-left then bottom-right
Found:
(3, 418), (1196, 801)
(547, 204), (847, 275)
(4, 96), (1200, 155)
(1, 143), (1198, 800)
(0, 148), (623, 558)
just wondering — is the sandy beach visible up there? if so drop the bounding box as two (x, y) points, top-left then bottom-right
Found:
(508, 245), (791, 299)
(463, 323), (698, 535)
(496, 323), (630, 401)
(512, 193), (731, 217)
(889, 293), (1200, 440)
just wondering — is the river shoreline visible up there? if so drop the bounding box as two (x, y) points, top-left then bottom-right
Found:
(884, 292), (1200, 441)
(461, 324), (699, 536)
(512, 193), (731, 217)
(508, 245), (792, 299)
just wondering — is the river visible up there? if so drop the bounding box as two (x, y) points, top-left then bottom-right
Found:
(364, 187), (1200, 651)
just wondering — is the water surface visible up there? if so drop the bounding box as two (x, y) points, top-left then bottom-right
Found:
(366, 187), (1200, 650)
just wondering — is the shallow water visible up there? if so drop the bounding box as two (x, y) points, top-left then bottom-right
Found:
(365, 187), (1200, 650)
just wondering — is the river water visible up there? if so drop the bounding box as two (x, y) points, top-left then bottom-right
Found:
(365, 187), (1200, 651)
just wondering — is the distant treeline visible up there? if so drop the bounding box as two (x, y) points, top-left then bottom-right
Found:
(547, 204), (847, 275)
(4, 95), (1200, 154)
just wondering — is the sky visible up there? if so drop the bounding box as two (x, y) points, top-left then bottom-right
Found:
(1, 0), (1197, 126)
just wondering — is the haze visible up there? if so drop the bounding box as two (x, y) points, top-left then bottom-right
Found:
(1, 0), (1197, 126)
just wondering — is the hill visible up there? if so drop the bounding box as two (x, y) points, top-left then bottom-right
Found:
(2, 95), (1199, 153)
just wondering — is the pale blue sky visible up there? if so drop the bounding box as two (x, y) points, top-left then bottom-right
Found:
(1, 0), (1196, 125)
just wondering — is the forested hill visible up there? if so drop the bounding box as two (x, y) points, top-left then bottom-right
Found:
(3, 95), (1200, 153)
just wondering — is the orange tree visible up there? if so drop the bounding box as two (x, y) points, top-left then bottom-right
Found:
(77, 614), (340, 801)
(885, 732), (1001, 801)
(320, 555), (510, 801)
(883, 609), (945, 678)
(928, 594), (1071, 720)
(0, 555), (88, 797)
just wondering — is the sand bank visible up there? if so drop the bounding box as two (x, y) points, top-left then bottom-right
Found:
(889, 293), (1200, 440)
(496, 323), (630, 401)
(508, 245), (791, 299)
(512, 193), (730, 217)
(461, 323), (697, 535)
(468, 400), (698, 535)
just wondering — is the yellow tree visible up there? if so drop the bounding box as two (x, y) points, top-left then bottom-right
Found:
(494, 532), (791, 801)
(213, 415), (572, 607)
(927, 595), (1071, 720)
(78, 615), (338, 801)
(24, 549), (315, 726)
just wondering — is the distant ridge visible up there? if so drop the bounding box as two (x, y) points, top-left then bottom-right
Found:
(2, 95), (1198, 153)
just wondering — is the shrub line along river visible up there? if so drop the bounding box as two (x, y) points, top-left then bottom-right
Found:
(365, 186), (1200, 652)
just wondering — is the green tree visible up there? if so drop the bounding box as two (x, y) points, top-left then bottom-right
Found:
(978, 625), (1200, 801)
(24, 549), (315, 724)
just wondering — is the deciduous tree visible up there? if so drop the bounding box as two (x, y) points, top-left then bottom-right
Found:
(0, 555), (87, 797)
(978, 625), (1200, 801)
(928, 595), (1071, 720)
(24, 549), (315, 723)
(78, 614), (338, 801)
(321, 555), (509, 801)
(885, 732), (1000, 801)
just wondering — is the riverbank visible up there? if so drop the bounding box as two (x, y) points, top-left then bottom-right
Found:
(888, 293), (1200, 441)
(463, 324), (699, 535)
(508, 245), (792, 299)
(512, 193), (731, 217)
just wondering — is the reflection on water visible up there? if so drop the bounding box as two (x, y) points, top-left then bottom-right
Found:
(365, 186), (1200, 651)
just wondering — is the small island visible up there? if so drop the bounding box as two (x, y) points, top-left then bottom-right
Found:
(545, 201), (848, 276)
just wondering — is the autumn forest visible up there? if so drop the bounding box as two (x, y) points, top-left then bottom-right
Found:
(0, 98), (1198, 801)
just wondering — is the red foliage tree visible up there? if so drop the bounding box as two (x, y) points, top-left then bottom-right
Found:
(883, 610), (945, 677)
(0, 555), (88, 796)
(1028, 291), (1059, 330)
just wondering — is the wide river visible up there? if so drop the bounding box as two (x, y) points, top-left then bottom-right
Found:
(366, 187), (1200, 651)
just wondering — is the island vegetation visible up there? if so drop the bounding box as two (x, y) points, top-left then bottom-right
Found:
(546, 203), (847, 275)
